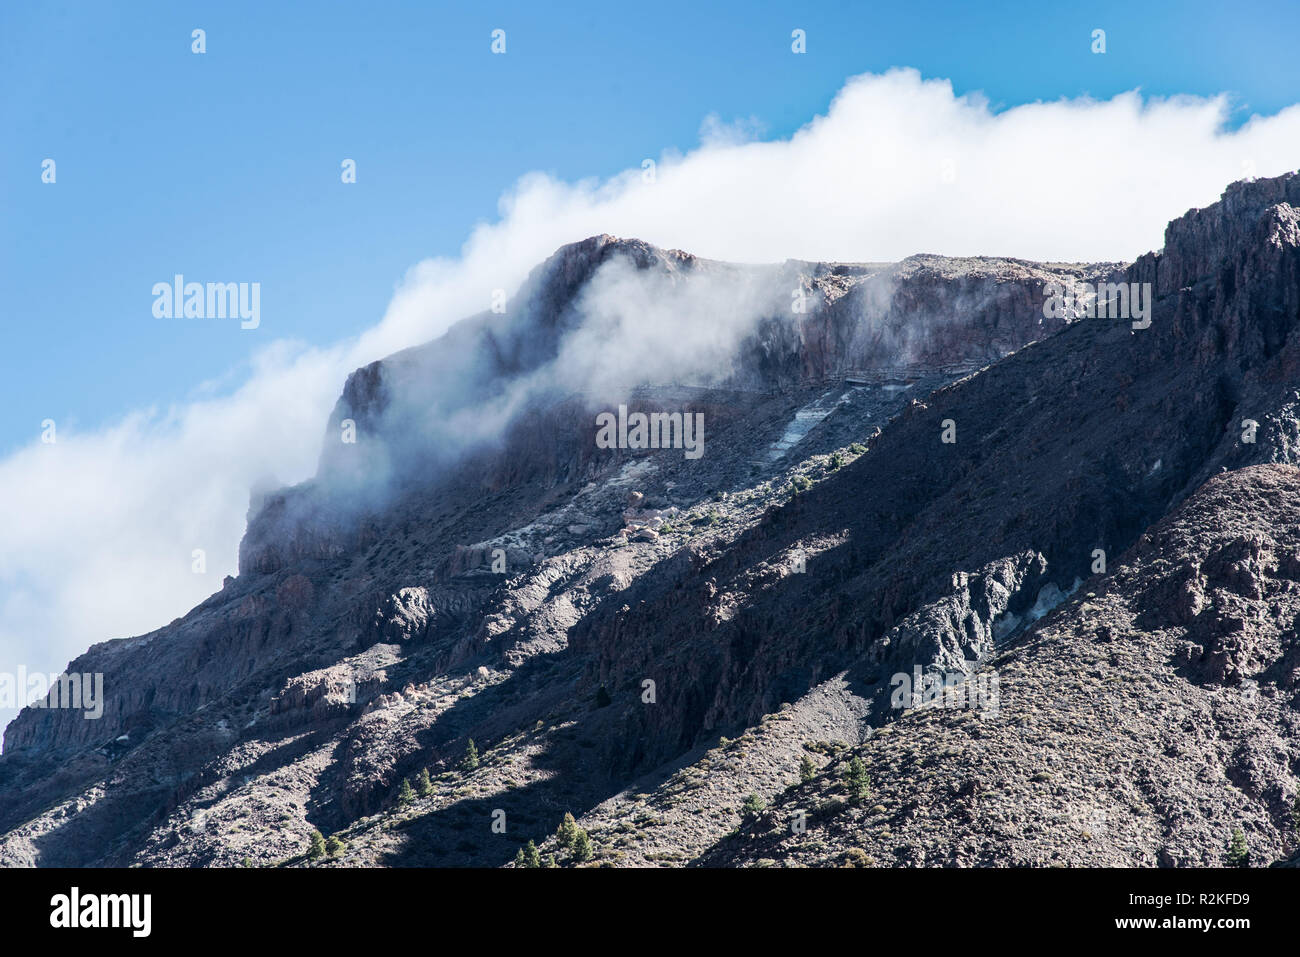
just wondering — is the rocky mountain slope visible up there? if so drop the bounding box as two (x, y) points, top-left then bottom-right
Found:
(2, 173), (1299, 869)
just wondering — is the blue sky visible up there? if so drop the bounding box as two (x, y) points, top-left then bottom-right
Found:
(5, 0), (1300, 737)
(3, 0), (1299, 457)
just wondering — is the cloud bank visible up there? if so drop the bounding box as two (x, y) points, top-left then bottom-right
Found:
(4, 68), (1300, 736)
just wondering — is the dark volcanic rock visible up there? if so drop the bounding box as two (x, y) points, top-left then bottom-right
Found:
(3, 173), (1300, 870)
(702, 465), (1300, 868)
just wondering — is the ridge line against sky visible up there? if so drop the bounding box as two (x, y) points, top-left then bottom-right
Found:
(3, 0), (1300, 736)
(6, 0), (1300, 450)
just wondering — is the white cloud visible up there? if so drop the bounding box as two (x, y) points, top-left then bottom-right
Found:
(4, 68), (1300, 739)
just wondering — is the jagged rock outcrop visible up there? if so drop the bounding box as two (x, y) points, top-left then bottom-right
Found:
(239, 239), (1117, 576)
(702, 465), (1300, 867)
(3, 172), (1299, 870)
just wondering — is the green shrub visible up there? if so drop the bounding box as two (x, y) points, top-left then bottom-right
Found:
(572, 829), (594, 862)
(556, 812), (579, 850)
(307, 829), (326, 860)
(325, 835), (345, 858)
(828, 452), (844, 470)
(416, 768), (433, 798)
(1226, 828), (1250, 868)
(461, 739), (480, 772)
(841, 848), (872, 868)
(397, 777), (415, 806)
(799, 755), (816, 783)
(843, 757), (871, 802)
(792, 475), (812, 492)
(740, 793), (766, 819)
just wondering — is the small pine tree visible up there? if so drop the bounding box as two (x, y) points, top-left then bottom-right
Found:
(514, 847), (526, 867)
(325, 835), (345, 858)
(545, 854), (558, 868)
(556, 812), (579, 850)
(1226, 828), (1250, 868)
(416, 767), (433, 798)
(461, 739), (480, 772)
(397, 777), (415, 806)
(740, 792), (766, 819)
(523, 840), (541, 868)
(843, 756), (871, 802)
(572, 828), (594, 863)
(307, 829), (326, 860)
(799, 755), (816, 783)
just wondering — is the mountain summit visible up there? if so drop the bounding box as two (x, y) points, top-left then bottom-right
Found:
(3, 173), (1300, 868)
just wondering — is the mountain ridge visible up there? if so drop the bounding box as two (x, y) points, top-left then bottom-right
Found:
(2, 172), (1299, 868)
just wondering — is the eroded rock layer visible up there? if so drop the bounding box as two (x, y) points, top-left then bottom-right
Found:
(2, 173), (1299, 869)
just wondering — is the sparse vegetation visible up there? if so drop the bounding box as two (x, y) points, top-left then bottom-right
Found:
(1226, 828), (1250, 868)
(828, 452), (844, 470)
(416, 768), (433, 798)
(843, 757), (871, 802)
(792, 475), (812, 492)
(554, 811), (593, 863)
(841, 848), (873, 868)
(572, 829), (594, 862)
(461, 739), (480, 772)
(325, 835), (345, 858)
(521, 840), (542, 867)
(740, 792), (766, 819)
(307, 829), (325, 860)
(556, 812), (579, 849)
(800, 755), (816, 783)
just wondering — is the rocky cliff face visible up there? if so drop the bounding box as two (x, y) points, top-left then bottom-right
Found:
(702, 465), (1300, 867)
(237, 240), (1118, 577)
(2, 173), (1298, 869)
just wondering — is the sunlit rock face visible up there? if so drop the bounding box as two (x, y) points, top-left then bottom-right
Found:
(5, 174), (1300, 870)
